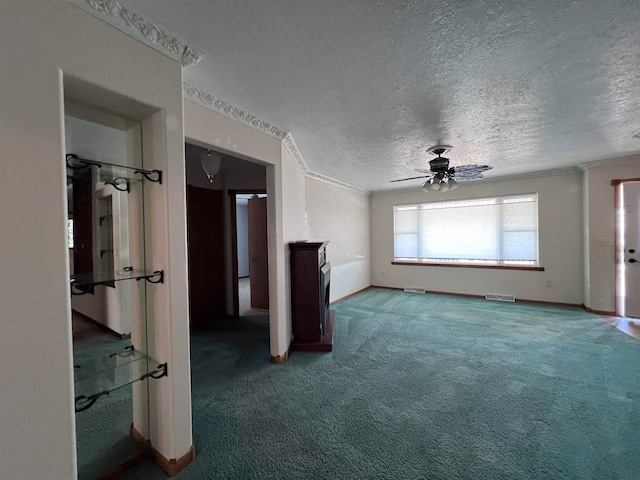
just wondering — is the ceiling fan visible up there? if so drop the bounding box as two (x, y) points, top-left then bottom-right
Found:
(391, 145), (493, 192)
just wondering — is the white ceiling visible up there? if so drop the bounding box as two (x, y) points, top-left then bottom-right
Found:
(121, 0), (640, 192)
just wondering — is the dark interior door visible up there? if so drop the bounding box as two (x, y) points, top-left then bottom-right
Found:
(72, 169), (93, 276)
(187, 186), (226, 326)
(248, 196), (269, 309)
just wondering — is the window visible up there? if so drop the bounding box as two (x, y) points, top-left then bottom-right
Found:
(393, 193), (539, 266)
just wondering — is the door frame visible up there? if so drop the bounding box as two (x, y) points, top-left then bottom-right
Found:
(229, 189), (267, 317)
(613, 177), (640, 316)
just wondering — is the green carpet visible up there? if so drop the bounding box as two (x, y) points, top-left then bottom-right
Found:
(110, 288), (640, 479)
(74, 331), (139, 480)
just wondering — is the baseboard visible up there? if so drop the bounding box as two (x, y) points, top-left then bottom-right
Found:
(131, 424), (196, 477)
(130, 424), (146, 445)
(330, 285), (372, 305)
(270, 341), (292, 364)
(72, 309), (131, 340)
(583, 305), (617, 316)
(370, 286), (583, 308)
(150, 444), (196, 477)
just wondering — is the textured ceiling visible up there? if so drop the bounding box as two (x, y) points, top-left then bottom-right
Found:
(125, 0), (640, 192)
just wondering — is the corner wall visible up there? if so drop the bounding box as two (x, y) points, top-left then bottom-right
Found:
(305, 178), (371, 301)
(0, 3), (190, 477)
(370, 172), (584, 304)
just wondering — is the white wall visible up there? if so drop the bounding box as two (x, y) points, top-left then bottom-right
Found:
(0, 3), (191, 478)
(583, 156), (640, 312)
(370, 172), (584, 304)
(305, 177), (371, 302)
(280, 145), (307, 349)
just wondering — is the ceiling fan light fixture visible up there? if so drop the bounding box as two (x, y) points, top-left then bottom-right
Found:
(448, 178), (460, 190)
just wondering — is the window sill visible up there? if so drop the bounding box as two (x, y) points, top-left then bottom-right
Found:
(391, 261), (544, 271)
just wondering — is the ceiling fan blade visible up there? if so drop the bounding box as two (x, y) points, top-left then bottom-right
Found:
(414, 168), (433, 174)
(454, 172), (485, 181)
(452, 164), (493, 173)
(390, 175), (432, 183)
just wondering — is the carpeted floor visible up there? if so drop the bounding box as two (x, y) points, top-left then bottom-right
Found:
(73, 316), (138, 480)
(94, 288), (640, 479)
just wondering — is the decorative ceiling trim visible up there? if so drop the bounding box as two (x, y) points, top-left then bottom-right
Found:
(282, 134), (310, 174)
(282, 134), (369, 195)
(68, 0), (203, 66)
(184, 82), (287, 139)
(306, 171), (370, 195)
(183, 83), (368, 195)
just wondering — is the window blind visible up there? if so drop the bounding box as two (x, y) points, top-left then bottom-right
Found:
(393, 193), (538, 265)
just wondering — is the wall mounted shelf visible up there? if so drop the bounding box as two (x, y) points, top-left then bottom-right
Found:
(70, 269), (164, 296)
(74, 345), (167, 413)
(66, 153), (163, 192)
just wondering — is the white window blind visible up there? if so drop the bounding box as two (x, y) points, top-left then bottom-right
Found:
(393, 194), (538, 265)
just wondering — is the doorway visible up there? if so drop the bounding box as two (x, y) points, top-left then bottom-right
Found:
(616, 180), (640, 318)
(230, 191), (269, 317)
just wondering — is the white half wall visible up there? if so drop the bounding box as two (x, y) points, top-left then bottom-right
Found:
(305, 177), (371, 302)
(583, 156), (640, 312)
(370, 172), (584, 304)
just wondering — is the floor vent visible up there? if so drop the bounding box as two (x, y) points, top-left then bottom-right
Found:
(485, 293), (516, 302)
(404, 286), (426, 294)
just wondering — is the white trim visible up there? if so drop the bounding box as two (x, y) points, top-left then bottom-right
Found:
(578, 154), (640, 171)
(184, 84), (369, 195)
(184, 82), (287, 139)
(67, 0), (204, 66)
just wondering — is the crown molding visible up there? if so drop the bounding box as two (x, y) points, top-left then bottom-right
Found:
(282, 134), (369, 195)
(67, 0), (203, 66)
(282, 134), (309, 174)
(184, 85), (369, 195)
(184, 82), (287, 139)
(578, 153), (640, 171)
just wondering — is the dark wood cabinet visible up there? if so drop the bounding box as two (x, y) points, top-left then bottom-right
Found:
(289, 241), (334, 352)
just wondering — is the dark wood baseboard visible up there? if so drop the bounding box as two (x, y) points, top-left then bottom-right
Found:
(583, 305), (617, 316)
(370, 286), (583, 309)
(330, 286), (372, 305)
(131, 424), (196, 477)
(291, 310), (335, 352)
(150, 444), (196, 477)
(270, 341), (292, 364)
(72, 309), (131, 340)
(96, 442), (150, 480)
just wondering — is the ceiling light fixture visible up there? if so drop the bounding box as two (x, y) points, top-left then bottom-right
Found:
(392, 145), (492, 192)
(200, 149), (222, 182)
(421, 172), (460, 192)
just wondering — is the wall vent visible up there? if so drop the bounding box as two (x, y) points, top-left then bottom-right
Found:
(485, 293), (516, 302)
(404, 286), (426, 294)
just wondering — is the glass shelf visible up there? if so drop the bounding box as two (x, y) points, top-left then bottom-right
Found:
(74, 347), (167, 413)
(66, 153), (162, 187)
(70, 269), (164, 295)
